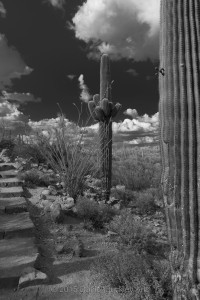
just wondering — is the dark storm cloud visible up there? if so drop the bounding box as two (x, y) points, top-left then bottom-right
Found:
(0, 35), (32, 89)
(0, 0), (159, 125)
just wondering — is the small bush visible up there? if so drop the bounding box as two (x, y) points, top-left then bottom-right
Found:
(76, 196), (117, 230)
(11, 144), (46, 165)
(111, 188), (135, 207)
(0, 139), (15, 157)
(18, 169), (52, 188)
(90, 251), (172, 300)
(108, 209), (162, 256)
(130, 188), (161, 215)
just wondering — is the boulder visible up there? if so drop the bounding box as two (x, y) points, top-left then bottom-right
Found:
(50, 203), (64, 223)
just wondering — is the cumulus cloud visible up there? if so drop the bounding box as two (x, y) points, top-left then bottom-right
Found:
(27, 109), (159, 146)
(124, 135), (158, 145)
(28, 117), (82, 142)
(71, 0), (160, 61)
(67, 74), (76, 80)
(0, 35), (33, 89)
(44, 0), (65, 9)
(85, 110), (159, 134)
(1, 91), (41, 105)
(0, 101), (24, 121)
(78, 74), (92, 103)
(83, 110), (159, 145)
(29, 117), (73, 131)
(0, 2), (6, 18)
(123, 108), (138, 119)
(121, 108), (159, 131)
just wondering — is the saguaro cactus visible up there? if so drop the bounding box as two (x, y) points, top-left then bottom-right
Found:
(88, 54), (121, 201)
(159, 0), (200, 298)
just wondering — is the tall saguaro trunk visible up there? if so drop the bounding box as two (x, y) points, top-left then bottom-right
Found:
(99, 54), (113, 201)
(88, 54), (121, 202)
(159, 0), (200, 298)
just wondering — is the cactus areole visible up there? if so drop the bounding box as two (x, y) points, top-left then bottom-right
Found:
(88, 54), (121, 201)
(159, 0), (200, 298)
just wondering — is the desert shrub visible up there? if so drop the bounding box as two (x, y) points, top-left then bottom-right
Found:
(33, 116), (102, 200)
(11, 143), (46, 165)
(0, 139), (16, 157)
(130, 188), (161, 215)
(76, 196), (117, 230)
(110, 188), (135, 207)
(112, 147), (161, 191)
(111, 188), (161, 214)
(18, 169), (52, 188)
(107, 209), (164, 256)
(152, 259), (172, 299)
(90, 251), (172, 300)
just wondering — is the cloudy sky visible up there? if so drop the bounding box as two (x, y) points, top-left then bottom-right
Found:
(0, 0), (160, 145)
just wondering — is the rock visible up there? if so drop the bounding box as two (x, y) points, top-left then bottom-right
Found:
(113, 203), (121, 210)
(48, 185), (57, 196)
(40, 194), (47, 200)
(72, 206), (77, 214)
(115, 185), (125, 192)
(93, 179), (102, 187)
(50, 203), (64, 223)
(46, 195), (57, 203)
(43, 206), (52, 214)
(18, 266), (48, 289)
(108, 197), (119, 206)
(55, 244), (65, 254)
(62, 203), (74, 210)
(48, 185), (54, 190)
(41, 189), (51, 196)
(41, 199), (50, 207)
(61, 196), (75, 210)
(31, 163), (38, 168)
(51, 189), (57, 196)
(107, 230), (118, 237)
(57, 243), (74, 255)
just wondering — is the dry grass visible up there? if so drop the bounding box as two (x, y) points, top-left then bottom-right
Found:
(112, 145), (161, 190)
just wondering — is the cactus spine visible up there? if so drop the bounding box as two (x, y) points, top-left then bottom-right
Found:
(88, 54), (121, 201)
(159, 0), (200, 298)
